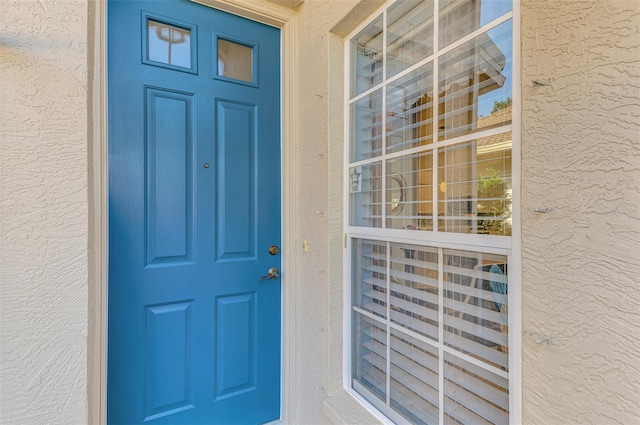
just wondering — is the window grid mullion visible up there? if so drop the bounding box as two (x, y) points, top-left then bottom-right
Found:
(381, 9), (388, 230)
(437, 247), (445, 424)
(350, 81), (385, 105)
(382, 10), (391, 407)
(432, 0), (440, 234)
(348, 124), (513, 170)
(385, 240), (391, 406)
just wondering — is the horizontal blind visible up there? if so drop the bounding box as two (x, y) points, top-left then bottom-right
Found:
(352, 239), (509, 424)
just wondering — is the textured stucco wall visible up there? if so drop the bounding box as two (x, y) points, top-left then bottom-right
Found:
(520, 0), (640, 423)
(281, 1), (386, 423)
(0, 1), (89, 424)
(291, 1), (362, 423)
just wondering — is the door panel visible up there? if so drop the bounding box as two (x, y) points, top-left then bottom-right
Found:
(145, 88), (194, 265)
(144, 301), (194, 420)
(216, 100), (257, 261)
(108, 1), (281, 423)
(215, 293), (256, 399)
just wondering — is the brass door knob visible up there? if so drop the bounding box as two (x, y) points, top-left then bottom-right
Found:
(260, 267), (280, 280)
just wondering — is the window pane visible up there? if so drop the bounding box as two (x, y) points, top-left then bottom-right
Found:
(386, 151), (434, 231)
(386, 0), (434, 78)
(444, 352), (509, 424)
(217, 38), (253, 83)
(386, 63), (434, 154)
(350, 162), (383, 228)
(389, 243), (438, 340)
(443, 249), (508, 370)
(438, 135), (512, 235)
(351, 14), (384, 97)
(351, 89), (383, 162)
(352, 312), (387, 403)
(476, 131), (512, 235)
(390, 329), (439, 424)
(439, 0), (512, 49)
(352, 239), (387, 318)
(438, 20), (512, 141)
(147, 20), (191, 68)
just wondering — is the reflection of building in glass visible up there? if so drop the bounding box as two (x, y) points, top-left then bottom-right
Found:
(350, 0), (513, 236)
(475, 105), (512, 235)
(147, 20), (191, 68)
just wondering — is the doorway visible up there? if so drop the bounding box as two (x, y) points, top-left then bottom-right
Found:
(107, 1), (282, 423)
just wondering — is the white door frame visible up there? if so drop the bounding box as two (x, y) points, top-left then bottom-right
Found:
(89, 1), (299, 423)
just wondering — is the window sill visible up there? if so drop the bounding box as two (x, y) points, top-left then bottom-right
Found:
(323, 389), (383, 425)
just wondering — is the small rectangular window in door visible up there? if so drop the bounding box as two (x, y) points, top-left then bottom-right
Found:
(215, 36), (257, 86)
(143, 13), (197, 73)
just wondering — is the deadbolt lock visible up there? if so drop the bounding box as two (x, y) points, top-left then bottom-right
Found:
(268, 245), (279, 255)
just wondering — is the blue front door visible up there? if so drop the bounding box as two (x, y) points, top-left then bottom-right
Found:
(107, 1), (281, 423)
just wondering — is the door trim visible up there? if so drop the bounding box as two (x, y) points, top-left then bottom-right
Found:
(89, 1), (298, 423)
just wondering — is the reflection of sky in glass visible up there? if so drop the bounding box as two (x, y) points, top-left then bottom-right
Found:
(478, 1), (513, 117)
(477, 20), (512, 118)
(437, 0), (513, 118)
(148, 20), (191, 69)
(480, 0), (512, 26)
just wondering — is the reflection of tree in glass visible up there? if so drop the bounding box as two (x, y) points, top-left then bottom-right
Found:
(491, 97), (512, 114)
(477, 167), (511, 235)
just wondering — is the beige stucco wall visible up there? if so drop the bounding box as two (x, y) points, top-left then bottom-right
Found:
(288, 2), (382, 422)
(0, 0), (89, 424)
(520, 0), (640, 423)
(1, 0), (638, 424)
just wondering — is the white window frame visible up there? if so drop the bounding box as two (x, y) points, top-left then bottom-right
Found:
(342, 1), (521, 423)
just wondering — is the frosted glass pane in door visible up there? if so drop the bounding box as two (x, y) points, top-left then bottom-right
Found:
(218, 39), (254, 83)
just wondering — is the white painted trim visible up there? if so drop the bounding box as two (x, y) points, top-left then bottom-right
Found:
(351, 381), (403, 425)
(437, 248), (444, 424)
(279, 9), (299, 425)
(346, 227), (512, 252)
(193, 0), (296, 27)
(342, 23), (352, 394)
(349, 82), (384, 106)
(89, 0), (108, 423)
(509, 1), (523, 423)
(92, 1), (298, 423)
(432, 0), (440, 234)
(380, 9), (388, 231)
